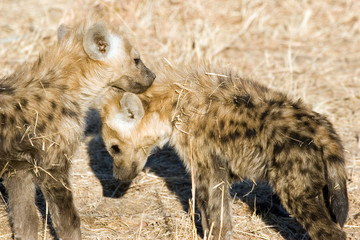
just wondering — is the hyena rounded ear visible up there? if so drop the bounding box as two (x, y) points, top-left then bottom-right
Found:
(83, 23), (111, 60)
(120, 93), (145, 120)
(57, 24), (70, 42)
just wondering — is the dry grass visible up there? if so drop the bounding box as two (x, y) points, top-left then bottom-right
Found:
(0, 0), (359, 239)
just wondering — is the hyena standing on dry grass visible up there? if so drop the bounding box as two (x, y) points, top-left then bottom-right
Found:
(101, 65), (348, 240)
(0, 18), (155, 239)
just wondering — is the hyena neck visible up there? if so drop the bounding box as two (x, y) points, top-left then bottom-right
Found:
(36, 44), (111, 113)
(139, 82), (179, 148)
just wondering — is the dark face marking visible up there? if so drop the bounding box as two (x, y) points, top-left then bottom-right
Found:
(110, 145), (122, 155)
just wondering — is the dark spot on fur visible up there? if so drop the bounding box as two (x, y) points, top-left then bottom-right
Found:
(240, 121), (247, 129)
(220, 135), (229, 143)
(260, 109), (270, 121)
(0, 113), (6, 125)
(245, 128), (257, 139)
(295, 113), (305, 120)
(35, 94), (42, 102)
(20, 98), (28, 108)
(280, 126), (289, 135)
(269, 100), (284, 107)
(47, 113), (54, 121)
(9, 116), (15, 125)
(273, 143), (285, 155)
(15, 103), (22, 111)
(289, 131), (314, 147)
(314, 162), (322, 172)
(209, 130), (216, 140)
(230, 129), (241, 140)
(327, 154), (343, 164)
(229, 120), (235, 126)
(36, 123), (46, 133)
(259, 123), (265, 132)
(316, 229), (326, 239)
(61, 107), (78, 119)
(21, 117), (29, 126)
(51, 101), (57, 110)
(291, 101), (301, 110)
(270, 111), (282, 121)
(0, 84), (15, 95)
(270, 128), (277, 138)
(299, 167), (311, 176)
(233, 94), (254, 108)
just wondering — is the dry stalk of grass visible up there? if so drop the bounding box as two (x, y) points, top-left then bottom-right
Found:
(0, 0), (359, 239)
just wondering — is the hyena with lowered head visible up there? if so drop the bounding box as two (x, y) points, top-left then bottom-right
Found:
(0, 18), (155, 239)
(101, 65), (348, 240)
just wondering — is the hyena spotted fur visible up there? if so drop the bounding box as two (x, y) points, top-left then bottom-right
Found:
(0, 18), (155, 239)
(101, 65), (348, 240)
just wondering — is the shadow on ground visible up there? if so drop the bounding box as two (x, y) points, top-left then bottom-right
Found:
(86, 109), (309, 240)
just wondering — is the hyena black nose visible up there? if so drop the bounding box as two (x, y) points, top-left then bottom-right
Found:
(147, 69), (156, 82)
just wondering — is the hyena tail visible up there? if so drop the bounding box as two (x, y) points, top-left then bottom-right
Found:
(323, 147), (349, 228)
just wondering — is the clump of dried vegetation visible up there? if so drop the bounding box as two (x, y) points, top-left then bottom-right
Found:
(0, 0), (359, 239)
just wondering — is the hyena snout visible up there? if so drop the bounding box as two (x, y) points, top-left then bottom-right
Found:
(112, 70), (155, 94)
(113, 161), (139, 182)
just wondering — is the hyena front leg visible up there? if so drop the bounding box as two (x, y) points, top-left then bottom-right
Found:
(196, 154), (232, 240)
(4, 169), (38, 240)
(39, 170), (81, 240)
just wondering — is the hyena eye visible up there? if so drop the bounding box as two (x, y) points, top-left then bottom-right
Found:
(134, 58), (140, 65)
(110, 145), (121, 155)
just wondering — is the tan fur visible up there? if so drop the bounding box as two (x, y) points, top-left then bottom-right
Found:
(101, 64), (348, 240)
(0, 17), (155, 240)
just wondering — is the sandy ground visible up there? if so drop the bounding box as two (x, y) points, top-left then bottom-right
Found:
(0, 0), (359, 239)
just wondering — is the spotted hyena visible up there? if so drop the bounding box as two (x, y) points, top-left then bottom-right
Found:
(0, 18), (155, 239)
(101, 65), (348, 240)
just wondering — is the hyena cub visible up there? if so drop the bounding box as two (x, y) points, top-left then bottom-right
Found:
(101, 66), (348, 240)
(0, 19), (155, 239)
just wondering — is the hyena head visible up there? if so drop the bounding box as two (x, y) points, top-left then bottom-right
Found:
(58, 21), (156, 93)
(101, 92), (156, 181)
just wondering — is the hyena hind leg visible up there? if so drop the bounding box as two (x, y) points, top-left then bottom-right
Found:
(39, 171), (81, 240)
(276, 188), (346, 240)
(4, 170), (38, 240)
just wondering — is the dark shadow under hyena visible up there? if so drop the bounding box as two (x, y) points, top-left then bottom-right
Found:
(86, 109), (308, 240)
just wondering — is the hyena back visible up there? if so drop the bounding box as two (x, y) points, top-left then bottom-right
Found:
(0, 18), (155, 240)
(101, 66), (348, 240)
